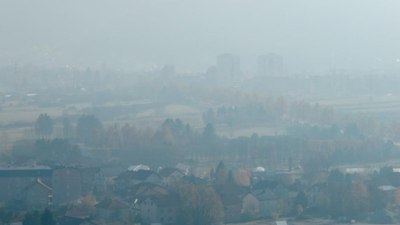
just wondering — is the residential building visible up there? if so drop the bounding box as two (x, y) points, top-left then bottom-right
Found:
(217, 54), (241, 78)
(258, 53), (283, 77)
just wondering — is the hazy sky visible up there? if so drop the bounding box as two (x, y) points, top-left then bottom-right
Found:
(1, 0), (399, 73)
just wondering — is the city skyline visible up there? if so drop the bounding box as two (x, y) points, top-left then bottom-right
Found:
(1, 1), (400, 73)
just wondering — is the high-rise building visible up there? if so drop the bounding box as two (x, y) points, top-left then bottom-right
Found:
(258, 53), (283, 77)
(216, 53), (241, 77)
(161, 64), (175, 77)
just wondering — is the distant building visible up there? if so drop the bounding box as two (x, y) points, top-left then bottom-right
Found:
(378, 185), (399, 207)
(0, 166), (52, 203)
(96, 198), (131, 223)
(217, 54), (241, 77)
(241, 193), (260, 216)
(161, 64), (176, 77)
(158, 168), (185, 186)
(113, 170), (162, 194)
(258, 53), (283, 77)
(0, 166), (101, 208)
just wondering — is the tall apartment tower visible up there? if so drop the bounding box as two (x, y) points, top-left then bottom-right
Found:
(216, 53), (241, 77)
(258, 53), (283, 77)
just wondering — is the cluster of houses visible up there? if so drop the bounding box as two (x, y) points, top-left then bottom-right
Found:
(0, 163), (307, 225)
(215, 167), (305, 223)
(108, 163), (315, 225)
(0, 164), (196, 225)
(3, 162), (400, 225)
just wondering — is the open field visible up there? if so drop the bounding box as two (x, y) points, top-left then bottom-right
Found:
(4, 94), (400, 151)
(0, 101), (206, 150)
(0, 106), (63, 124)
(315, 95), (400, 115)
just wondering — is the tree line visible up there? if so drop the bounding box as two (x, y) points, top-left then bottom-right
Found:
(9, 114), (396, 170)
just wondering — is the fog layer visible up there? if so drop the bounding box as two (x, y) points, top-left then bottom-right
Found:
(1, 0), (399, 72)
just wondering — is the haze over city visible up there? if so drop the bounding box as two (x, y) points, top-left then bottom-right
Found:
(1, 0), (400, 72)
(2, 1), (400, 225)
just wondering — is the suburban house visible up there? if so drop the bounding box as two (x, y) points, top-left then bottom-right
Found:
(307, 183), (328, 209)
(378, 185), (399, 207)
(0, 166), (52, 204)
(124, 182), (169, 203)
(22, 178), (52, 209)
(253, 189), (280, 218)
(250, 180), (294, 217)
(95, 198), (132, 223)
(60, 204), (92, 225)
(220, 193), (242, 222)
(113, 170), (162, 194)
(52, 167), (82, 205)
(0, 165), (104, 209)
(158, 167), (185, 186)
(241, 193), (260, 216)
(80, 167), (101, 196)
(139, 194), (177, 225)
(126, 183), (178, 225)
(175, 163), (190, 175)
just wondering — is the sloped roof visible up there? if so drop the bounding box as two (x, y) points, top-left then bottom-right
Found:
(253, 180), (279, 190)
(220, 193), (242, 206)
(37, 178), (52, 191)
(96, 198), (129, 209)
(0, 166), (52, 177)
(378, 185), (397, 191)
(65, 205), (91, 220)
(22, 178), (52, 193)
(176, 163), (190, 173)
(127, 182), (169, 198)
(158, 167), (183, 178)
(128, 164), (150, 171)
(115, 170), (160, 181)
